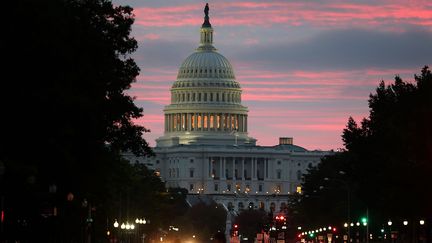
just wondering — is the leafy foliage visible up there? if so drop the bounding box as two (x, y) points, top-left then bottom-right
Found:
(0, 0), (163, 241)
(234, 209), (270, 242)
(172, 202), (227, 242)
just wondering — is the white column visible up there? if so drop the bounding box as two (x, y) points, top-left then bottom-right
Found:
(222, 157), (226, 179)
(253, 158), (257, 180)
(219, 157), (223, 179)
(200, 113), (204, 131)
(187, 113), (192, 131)
(209, 157), (213, 178)
(208, 113), (210, 131)
(241, 158), (245, 180)
(180, 113), (183, 131)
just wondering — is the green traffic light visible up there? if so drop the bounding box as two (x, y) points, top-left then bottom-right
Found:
(361, 217), (367, 223)
(309, 233), (314, 237)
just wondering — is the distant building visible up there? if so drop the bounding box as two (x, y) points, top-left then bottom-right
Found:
(126, 5), (332, 213)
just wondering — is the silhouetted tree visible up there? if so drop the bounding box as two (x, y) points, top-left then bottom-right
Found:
(294, 66), (432, 234)
(1, 0), (156, 241)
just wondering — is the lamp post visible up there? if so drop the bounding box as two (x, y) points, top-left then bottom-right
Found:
(388, 220), (393, 243)
(135, 218), (148, 243)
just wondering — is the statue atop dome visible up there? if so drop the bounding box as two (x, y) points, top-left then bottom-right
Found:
(204, 3), (209, 17)
(202, 3), (211, 27)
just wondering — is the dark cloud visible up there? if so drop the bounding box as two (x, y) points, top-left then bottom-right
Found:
(234, 28), (432, 71)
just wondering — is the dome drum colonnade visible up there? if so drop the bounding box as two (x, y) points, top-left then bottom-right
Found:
(157, 3), (255, 147)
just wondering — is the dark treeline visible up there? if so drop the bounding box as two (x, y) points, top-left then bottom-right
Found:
(292, 66), (432, 241)
(0, 0), (188, 242)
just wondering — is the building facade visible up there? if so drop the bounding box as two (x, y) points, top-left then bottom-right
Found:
(129, 5), (332, 212)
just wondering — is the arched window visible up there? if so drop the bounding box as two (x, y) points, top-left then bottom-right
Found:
(297, 170), (302, 180)
(228, 202), (234, 211)
(238, 202), (244, 211)
(280, 202), (287, 212)
(270, 202), (276, 212)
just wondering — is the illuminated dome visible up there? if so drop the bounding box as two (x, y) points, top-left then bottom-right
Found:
(156, 3), (256, 147)
(176, 51), (236, 81)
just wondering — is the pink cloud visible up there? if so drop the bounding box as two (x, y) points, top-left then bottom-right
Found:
(142, 33), (160, 40)
(132, 1), (432, 29)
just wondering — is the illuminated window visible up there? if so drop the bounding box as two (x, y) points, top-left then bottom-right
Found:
(197, 114), (202, 128)
(191, 115), (195, 129)
(296, 186), (302, 194)
(217, 115), (220, 128)
(210, 115), (214, 128)
(231, 116), (235, 129)
(173, 115), (177, 129)
(204, 115), (208, 129)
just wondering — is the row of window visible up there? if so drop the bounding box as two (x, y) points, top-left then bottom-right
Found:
(171, 91), (241, 103)
(177, 67), (235, 79)
(166, 113), (245, 132)
(170, 168), (303, 181)
(190, 183), (277, 194)
(172, 81), (240, 88)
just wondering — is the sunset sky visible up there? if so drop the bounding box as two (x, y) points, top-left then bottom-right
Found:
(113, 0), (432, 150)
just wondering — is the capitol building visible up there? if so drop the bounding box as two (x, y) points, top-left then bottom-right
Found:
(128, 5), (331, 213)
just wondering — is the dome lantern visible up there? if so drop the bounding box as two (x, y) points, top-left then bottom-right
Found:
(199, 3), (215, 50)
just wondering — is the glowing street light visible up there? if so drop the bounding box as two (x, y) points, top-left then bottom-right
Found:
(387, 220), (392, 226)
(420, 220), (425, 225)
(114, 220), (119, 228)
(403, 220), (408, 226)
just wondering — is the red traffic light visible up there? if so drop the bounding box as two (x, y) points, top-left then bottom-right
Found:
(275, 215), (285, 221)
(234, 224), (238, 229)
(332, 227), (337, 232)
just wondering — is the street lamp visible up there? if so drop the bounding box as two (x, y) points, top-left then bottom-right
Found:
(114, 220), (119, 228)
